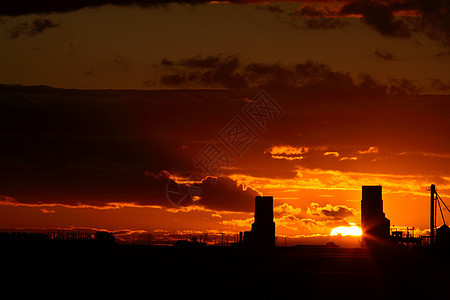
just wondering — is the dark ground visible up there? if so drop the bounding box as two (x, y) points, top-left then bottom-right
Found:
(2, 242), (449, 299)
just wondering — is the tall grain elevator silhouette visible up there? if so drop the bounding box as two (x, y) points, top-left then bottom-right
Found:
(243, 196), (275, 247)
(361, 186), (390, 247)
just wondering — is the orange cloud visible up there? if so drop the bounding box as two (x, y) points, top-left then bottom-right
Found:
(307, 203), (357, 220)
(339, 156), (357, 161)
(0, 196), (166, 210)
(276, 216), (350, 235)
(274, 203), (302, 218)
(271, 155), (304, 161)
(229, 167), (449, 197)
(220, 218), (253, 228)
(421, 152), (450, 159)
(266, 145), (309, 160)
(324, 151), (339, 157)
(358, 146), (379, 154)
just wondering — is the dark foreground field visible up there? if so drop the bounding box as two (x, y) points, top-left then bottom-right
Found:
(3, 243), (449, 299)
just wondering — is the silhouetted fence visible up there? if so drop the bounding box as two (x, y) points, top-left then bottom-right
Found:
(0, 230), (115, 243)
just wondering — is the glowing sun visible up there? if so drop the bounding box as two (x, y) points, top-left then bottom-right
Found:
(330, 225), (362, 236)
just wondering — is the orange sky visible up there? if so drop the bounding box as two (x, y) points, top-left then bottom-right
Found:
(0, 1), (450, 246)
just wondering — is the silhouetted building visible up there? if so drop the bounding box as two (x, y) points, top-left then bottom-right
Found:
(94, 231), (115, 244)
(361, 186), (390, 247)
(243, 196), (275, 247)
(436, 224), (450, 249)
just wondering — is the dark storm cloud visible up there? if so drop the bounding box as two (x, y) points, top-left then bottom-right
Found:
(158, 54), (411, 99)
(0, 0), (264, 16)
(160, 55), (247, 89)
(0, 84), (259, 211)
(0, 0), (179, 16)
(288, 5), (349, 30)
(268, 1), (450, 47)
(164, 174), (260, 212)
(341, 1), (450, 46)
(197, 176), (259, 212)
(340, 1), (411, 38)
(2, 0), (449, 47)
(159, 54), (356, 91)
(6, 18), (59, 39)
(420, 0), (450, 47)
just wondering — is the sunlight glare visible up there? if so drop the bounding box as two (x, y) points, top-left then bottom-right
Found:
(330, 225), (362, 236)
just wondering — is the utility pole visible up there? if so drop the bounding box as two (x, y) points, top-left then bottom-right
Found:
(430, 184), (436, 247)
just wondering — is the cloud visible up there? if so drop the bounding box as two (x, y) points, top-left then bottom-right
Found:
(421, 0), (450, 47)
(338, 157), (357, 161)
(273, 203), (302, 218)
(6, 18), (59, 39)
(374, 49), (398, 61)
(289, 5), (349, 30)
(420, 152), (450, 159)
(301, 17), (349, 30)
(307, 203), (357, 220)
(193, 176), (261, 212)
(309, 1), (449, 47)
(340, 1), (411, 38)
(1, 0), (449, 48)
(299, 0), (450, 47)
(294, 5), (339, 18)
(157, 54), (422, 98)
(276, 216), (350, 235)
(1, 80), (450, 215)
(0, 1), (345, 17)
(324, 152), (339, 157)
(160, 58), (175, 66)
(158, 54), (387, 95)
(270, 155), (304, 161)
(0, 85), (264, 212)
(113, 53), (131, 72)
(160, 54), (247, 89)
(435, 50), (450, 58)
(256, 4), (284, 14)
(388, 77), (419, 95)
(430, 78), (450, 92)
(0, 168), (259, 213)
(229, 166), (449, 198)
(264, 1), (450, 48)
(220, 217), (253, 228)
(358, 146), (379, 154)
(265, 145), (309, 161)
(0, 0), (172, 16)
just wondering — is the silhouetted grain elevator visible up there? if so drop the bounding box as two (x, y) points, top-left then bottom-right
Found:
(243, 196), (275, 247)
(361, 186), (390, 246)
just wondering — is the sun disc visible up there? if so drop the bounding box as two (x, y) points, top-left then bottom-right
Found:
(330, 225), (362, 236)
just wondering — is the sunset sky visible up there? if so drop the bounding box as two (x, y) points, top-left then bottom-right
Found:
(1, 0), (450, 246)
